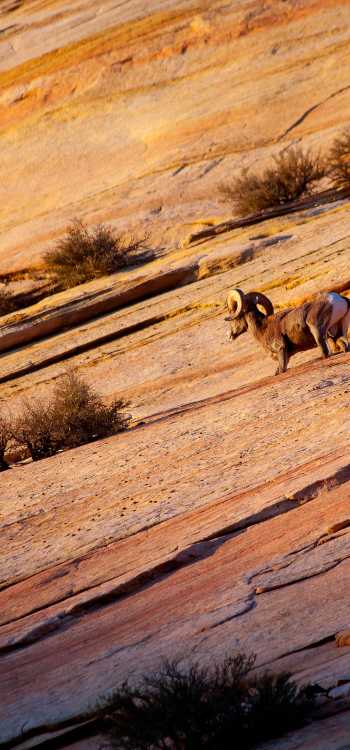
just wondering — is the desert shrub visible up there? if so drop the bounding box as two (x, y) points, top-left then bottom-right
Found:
(220, 146), (326, 215)
(0, 414), (11, 471)
(0, 287), (14, 317)
(43, 220), (150, 289)
(12, 397), (56, 461)
(327, 127), (350, 187)
(99, 654), (311, 750)
(12, 370), (130, 461)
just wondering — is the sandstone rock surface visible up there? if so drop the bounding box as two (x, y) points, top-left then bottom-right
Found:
(259, 709), (350, 750)
(2, 213), (350, 745)
(2, 1), (350, 749)
(1, 0), (350, 272)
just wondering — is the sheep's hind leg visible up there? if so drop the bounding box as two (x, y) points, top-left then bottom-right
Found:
(328, 324), (348, 352)
(308, 324), (329, 359)
(275, 347), (288, 374)
(336, 336), (349, 352)
(327, 335), (338, 353)
(337, 308), (350, 351)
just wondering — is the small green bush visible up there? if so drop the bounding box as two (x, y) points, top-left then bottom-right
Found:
(99, 654), (311, 750)
(327, 127), (350, 188)
(220, 146), (326, 215)
(12, 370), (130, 461)
(44, 220), (150, 290)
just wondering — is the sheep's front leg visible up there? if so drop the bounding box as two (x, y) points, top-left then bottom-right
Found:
(275, 347), (287, 374)
(308, 323), (329, 359)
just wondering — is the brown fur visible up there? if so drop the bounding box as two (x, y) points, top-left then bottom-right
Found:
(226, 292), (349, 375)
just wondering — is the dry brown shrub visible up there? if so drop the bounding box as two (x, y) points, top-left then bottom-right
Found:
(0, 414), (11, 471)
(12, 370), (130, 462)
(99, 654), (313, 750)
(12, 398), (55, 461)
(43, 220), (151, 290)
(327, 127), (350, 188)
(220, 146), (326, 216)
(0, 287), (14, 317)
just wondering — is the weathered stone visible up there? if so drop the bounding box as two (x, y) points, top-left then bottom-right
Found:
(2, 2), (350, 749)
(314, 695), (329, 708)
(327, 520), (350, 535)
(0, 257), (201, 355)
(312, 699), (350, 721)
(2, 200), (350, 362)
(1, 0), (350, 274)
(336, 631), (350, 648)
(63, 739), (103, 750)
(328, 684), (350, 700)
(5, 722), (98, 750)
(254, 534), (350, 595)
(258, 708), (350, 749)
(317, 529), (350, 547)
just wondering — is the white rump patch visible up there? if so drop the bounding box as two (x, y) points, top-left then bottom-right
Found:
(327, 293), (349, 327)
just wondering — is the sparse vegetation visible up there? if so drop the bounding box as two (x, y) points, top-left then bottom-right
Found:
(220, 146), (326, 216)
(0, 415), (11, 471)
(0, 287), (14, 317)
(4, 370), (130, 464)
(43, 220), (150, 289)
(327, 127), (350, 188)
(99, 654), (312, 750)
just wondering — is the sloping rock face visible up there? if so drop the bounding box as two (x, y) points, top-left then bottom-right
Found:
(2, 200), (350, 750)
(2, 2), (350, 750)
(1, 0), (350, 272)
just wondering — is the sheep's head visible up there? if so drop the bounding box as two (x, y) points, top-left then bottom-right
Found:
(225, 289), (274, 341)
(226, 316), (247, 340)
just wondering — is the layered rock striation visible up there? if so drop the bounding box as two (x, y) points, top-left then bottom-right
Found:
(1, 2), (350, 749)
(1, 0), (350, 271)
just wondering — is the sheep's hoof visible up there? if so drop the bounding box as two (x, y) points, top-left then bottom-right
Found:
(337, 337), (349, 353)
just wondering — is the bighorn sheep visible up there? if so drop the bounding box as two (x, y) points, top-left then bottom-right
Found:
(225, 289), (350, 374)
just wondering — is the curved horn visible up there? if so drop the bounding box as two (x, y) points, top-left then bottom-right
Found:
(245, 291), (274, 316)
(225, 289), (247, 319)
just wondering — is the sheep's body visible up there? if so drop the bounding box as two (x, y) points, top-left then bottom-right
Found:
(226, 290), (350, 375)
